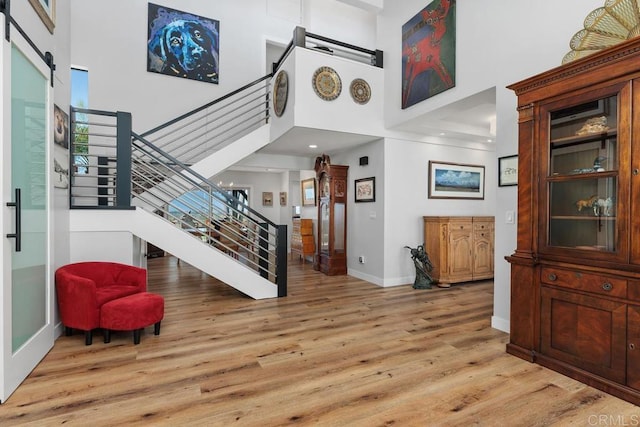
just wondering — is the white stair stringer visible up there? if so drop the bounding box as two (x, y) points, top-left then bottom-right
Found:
(70, 208), (278, 299)
(189, 123), (271, 177)
(132, 124), (271, 211)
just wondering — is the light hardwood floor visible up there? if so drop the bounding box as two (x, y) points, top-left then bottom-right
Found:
(0, 256), (638, 426)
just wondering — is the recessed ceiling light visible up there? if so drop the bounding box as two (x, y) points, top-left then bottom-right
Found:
(309, 144), (317, 148)
(439, 132), (445, 136)
(487, 139), (493, 143)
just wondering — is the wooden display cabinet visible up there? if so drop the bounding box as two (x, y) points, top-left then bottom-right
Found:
(313, 155), (348, 275)
(507, 36), (640, 405)
(423, 216), (494, 285)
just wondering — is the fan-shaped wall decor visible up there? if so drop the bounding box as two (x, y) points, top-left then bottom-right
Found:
(562, 0), (640, 64)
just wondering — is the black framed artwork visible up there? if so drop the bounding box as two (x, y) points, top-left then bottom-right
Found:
(355, 177), (375, 202)
(498, 155), (518, 187)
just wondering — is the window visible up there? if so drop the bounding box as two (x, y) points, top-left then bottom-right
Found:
(71, 67), (88, 174)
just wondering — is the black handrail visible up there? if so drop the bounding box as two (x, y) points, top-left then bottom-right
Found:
(272, 39), (295, 74)
(131, 131), (276, 228)
(140, 74), (273, 138)
(306, 31), (376, 56)
(131, 130), (286, 293)
(303, 26), (383, 68)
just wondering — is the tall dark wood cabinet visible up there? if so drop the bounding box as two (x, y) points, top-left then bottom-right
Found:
(506, 37), (640, 405)
(314, 155), (348, 275)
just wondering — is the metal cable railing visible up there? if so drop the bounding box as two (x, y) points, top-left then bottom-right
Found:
(69, 109), (122, 207)
(140, 75), (272, 165)
(131, 131), (284, 283)
(69, 107), (287, 295)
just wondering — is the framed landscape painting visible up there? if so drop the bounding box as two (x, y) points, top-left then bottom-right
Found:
(428, 161), (484, 199)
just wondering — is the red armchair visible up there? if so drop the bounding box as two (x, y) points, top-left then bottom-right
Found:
(55, 262), (147, 345)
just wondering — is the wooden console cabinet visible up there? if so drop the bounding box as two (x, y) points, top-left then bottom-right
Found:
(507, 36), (640, 405)
(291, 218), (314, 263)
(423, 216), (494, 285)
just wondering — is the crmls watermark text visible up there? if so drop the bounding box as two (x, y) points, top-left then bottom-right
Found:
(588, 415), (640, 426)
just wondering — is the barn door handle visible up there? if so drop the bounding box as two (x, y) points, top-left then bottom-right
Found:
(6, 188), (21, 252)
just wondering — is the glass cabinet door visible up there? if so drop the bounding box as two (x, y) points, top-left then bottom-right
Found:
(320, 199), (329, 252)
(544, 92), (623, 254)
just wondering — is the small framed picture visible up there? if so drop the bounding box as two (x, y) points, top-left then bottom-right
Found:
(301, 178), (316, 206)
(355, 177), (375, 203)
(29, 0), (55, 33)
(262, 192), (273, 206)
(280, 191), (287, 206)
(498, 155), (518, 187)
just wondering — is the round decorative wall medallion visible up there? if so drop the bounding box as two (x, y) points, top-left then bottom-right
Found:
(350, 78), (371, 104)
(312, 66), (342, 101)
(273, 70), (289, 117)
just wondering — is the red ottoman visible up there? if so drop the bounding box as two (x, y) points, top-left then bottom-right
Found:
(100, 293), (164, 345)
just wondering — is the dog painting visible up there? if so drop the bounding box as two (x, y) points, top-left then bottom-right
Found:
(147, 3), (219, 84)
(53, 104), (69, 149)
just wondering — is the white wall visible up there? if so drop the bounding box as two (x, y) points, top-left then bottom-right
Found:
(212, 170), (285, 225)
(69, 0), (376, 134)
(52, 1), (72, 275)
(383, 138), (495, 286)
(332, 140), (385, 284)
(293, 47), (385, 136)
(377, 0), (603, 331)
(304, 0), (377, 49)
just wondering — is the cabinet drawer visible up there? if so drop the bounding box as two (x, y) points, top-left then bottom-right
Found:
(474, 230), (490, 240)
(473, 221), (492, 232)
(448, 222), (472, 232)
(540, 267), (627, 298)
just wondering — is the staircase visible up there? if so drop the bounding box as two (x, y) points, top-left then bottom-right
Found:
(68, 26), (383, 299)
(69, 104), (286, 300)
(70, 208), (279, 299)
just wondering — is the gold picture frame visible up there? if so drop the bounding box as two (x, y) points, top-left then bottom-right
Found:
(29, 0), (56, 34)
(301, 178), (316, 206)
(262, 192), (273, 207)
